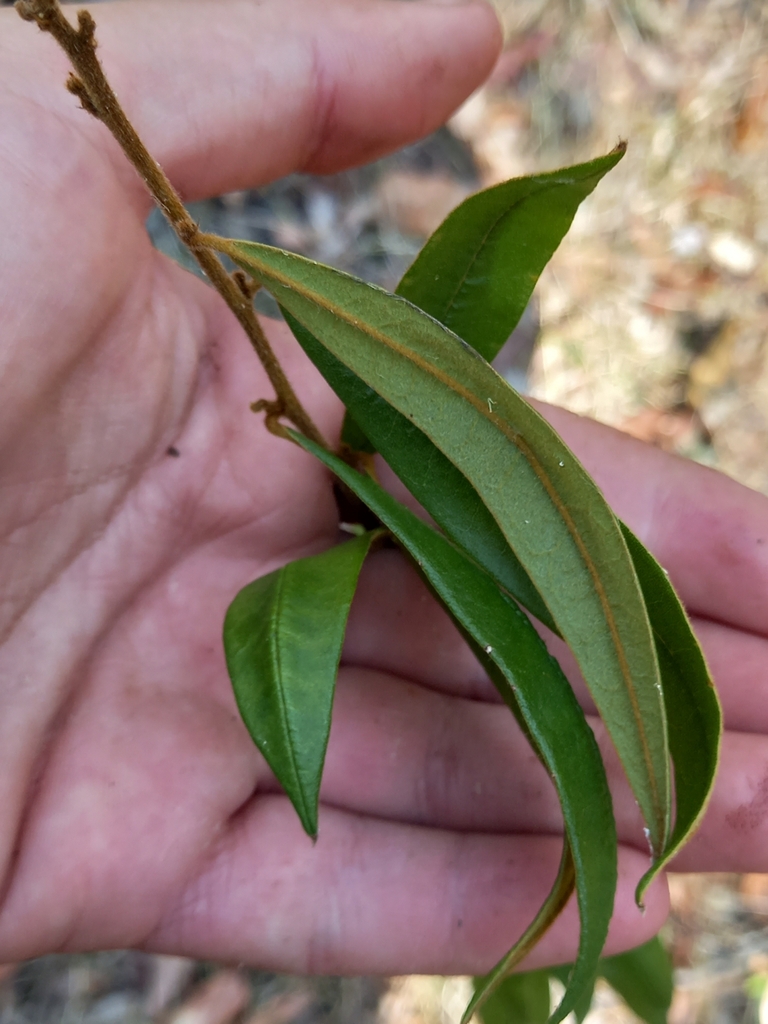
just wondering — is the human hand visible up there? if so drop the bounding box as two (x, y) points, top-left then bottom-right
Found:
(0, 0), (764, 980)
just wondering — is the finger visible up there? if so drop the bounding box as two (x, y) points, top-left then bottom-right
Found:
(669, 729), (768, 872)
(530, 614), (768, 735)
(534, 401), (768, 636)
(344, 548), (495, 700)
(346, 550), (768, 741)
(146, 797), (667, 976)
(6, 0), (501, 202)
(320, 670), (768, 874)
(693, 618), (768, 734)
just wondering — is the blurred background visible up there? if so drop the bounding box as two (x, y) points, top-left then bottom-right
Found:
(3, 0), (768, 1020)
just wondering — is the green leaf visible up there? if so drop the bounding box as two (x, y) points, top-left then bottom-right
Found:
(286, 311), (556, 633)
(394, 147), (717, 886)
(288, 431), (617, 1024)
(620, 524), (722, 901)
(223, 531), (379, 838)
(474, 970), (551, 1024)
(212, 235), (671, 857)
(599, 936), (673, 1024)
(397, 146), (626, 363)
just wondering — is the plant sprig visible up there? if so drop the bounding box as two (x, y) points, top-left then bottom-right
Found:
(19, 3), (721, 1022)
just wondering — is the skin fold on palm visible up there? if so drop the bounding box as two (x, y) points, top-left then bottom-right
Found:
(0, 0), (767, 980)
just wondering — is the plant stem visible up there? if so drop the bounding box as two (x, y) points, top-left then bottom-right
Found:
(15, 0), (327, 449)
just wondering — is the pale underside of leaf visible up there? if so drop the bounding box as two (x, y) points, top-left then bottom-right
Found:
(388, 155), (718, 889)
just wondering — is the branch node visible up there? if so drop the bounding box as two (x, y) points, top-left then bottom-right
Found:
(17, 0), (328, 451)
(177, 220), (202, 247)
(233, 270), (261, 301)
(251, 399), (291, 439)
(76, 9), (96, 45)
(66, 73), (99, 117)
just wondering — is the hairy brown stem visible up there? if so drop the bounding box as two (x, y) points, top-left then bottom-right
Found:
(15, 0), (327, 449)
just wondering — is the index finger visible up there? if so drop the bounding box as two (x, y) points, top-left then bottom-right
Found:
(3, 0), (501, 202)
(537, 401), (768, 636)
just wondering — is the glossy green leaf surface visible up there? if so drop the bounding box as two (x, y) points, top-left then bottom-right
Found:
(599, 936), (673, 1024)
(286, 312), (556, 633)
(474, 970), (551, 1024)
(223, 531), (378, 838)
(214, 235), (670, 855)
(289, 431), (617, 1024)
(620, 524), (722, 900)
(397, 146), (625, 363)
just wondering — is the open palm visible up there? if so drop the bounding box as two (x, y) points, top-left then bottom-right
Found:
(1, 0), (767, 978)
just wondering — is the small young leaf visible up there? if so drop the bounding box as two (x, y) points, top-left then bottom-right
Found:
(212, 235), (671, 856)
(474, 970), (551, 1024)
(397, 146), (626, 363)
(598, 936), (673, 1024)
(223, 531), (379, 838)
(288, 431), (617, 1024)
(620, 524), (722, 901)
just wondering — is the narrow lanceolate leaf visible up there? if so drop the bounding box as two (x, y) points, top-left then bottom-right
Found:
(397, 146), (626, 362)
(464, 840), (575, 1024)
(598, 937), (673, 1024)
(223, 531), (379, 838)
(395, 153), (717, 890)
(620, 524), (722, 901)
(289, 432), (617, 1024)
(473, 969), (552, 1024)
(212, 235), (671, 855)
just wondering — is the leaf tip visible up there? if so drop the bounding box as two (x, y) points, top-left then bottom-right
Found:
(294, 794), (319, 843)
(634, 867), (656, 911)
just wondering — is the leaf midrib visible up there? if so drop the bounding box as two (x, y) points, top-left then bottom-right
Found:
(271, 568), (311, 827)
